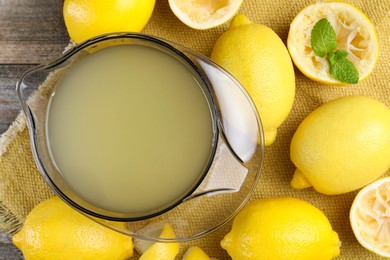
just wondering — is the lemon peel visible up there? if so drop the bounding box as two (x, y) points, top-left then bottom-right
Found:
(290, 169), (312, 189)
(229, 13), (251, 28)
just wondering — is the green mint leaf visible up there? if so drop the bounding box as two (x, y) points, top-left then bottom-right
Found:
(328, 50), (359, 84)
(329, 49), (348, 60)
(311, 18), (337, 57)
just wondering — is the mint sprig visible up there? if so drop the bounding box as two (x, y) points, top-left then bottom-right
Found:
(311, 18), (337, 57)
(310, 18), (359, 84)
(328, 51), (359, 84)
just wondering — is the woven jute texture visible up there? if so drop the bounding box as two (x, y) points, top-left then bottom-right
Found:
(1, 0), (390, 259)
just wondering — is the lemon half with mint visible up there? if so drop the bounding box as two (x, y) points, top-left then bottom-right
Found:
(287, 2), (379, 85)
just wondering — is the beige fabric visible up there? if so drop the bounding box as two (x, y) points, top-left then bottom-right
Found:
(1, 0), (390, 259)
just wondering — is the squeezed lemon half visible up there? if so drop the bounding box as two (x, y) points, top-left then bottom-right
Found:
(168, 0), (243, 29)
(350, 177), (390, 258)
(287, 2), (379, 85)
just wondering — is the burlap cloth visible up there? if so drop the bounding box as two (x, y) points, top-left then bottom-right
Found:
(1, 0), (389, 259)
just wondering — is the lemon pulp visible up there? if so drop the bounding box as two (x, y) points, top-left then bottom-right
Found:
(169, 0), (243, 29)
(350, 177), (390, 258)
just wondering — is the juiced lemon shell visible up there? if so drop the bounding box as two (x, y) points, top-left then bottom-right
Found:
(350, 177), (390, 258)
(287, 2), (379, 85)
(168, 0), (243, 29)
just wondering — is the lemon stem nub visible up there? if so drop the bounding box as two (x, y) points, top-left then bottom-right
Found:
(291, 169), (312, 189)
(229, 14), (252, 29)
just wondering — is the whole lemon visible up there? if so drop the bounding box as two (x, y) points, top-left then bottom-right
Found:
(63, 0), (155, 43)
(221, 197), (340, 260)
(290, 95), (390, 195)
(12, 196), (133, 260)
(211, 14), (295, 146)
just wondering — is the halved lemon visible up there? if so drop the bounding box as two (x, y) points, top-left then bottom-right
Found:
(183, 246), (212, 260)
(134, 222), (180, 260)
(350, 177), (390, 258)
(287, 2), (379, 85)
(168, 0), (243, 30)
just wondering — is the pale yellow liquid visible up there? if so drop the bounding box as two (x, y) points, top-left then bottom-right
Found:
(47, 44), (214, 215)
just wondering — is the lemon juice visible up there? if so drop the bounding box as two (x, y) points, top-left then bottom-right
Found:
(46, 44), (215, 215)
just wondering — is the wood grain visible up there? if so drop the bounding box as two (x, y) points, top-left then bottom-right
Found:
(0, 0), (69, 64)
(0, 1), (69, 258)
(0, 0), (69, 134)
(0, 65), (34, 133)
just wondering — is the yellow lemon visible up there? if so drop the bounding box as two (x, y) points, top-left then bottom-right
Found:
(168, 0), (243, 30)
(63, 0), (155, 43)
(12, 196), (133, 260)
(290, 96), (390, 195)
(134, 222), (180, 260)
(350, 177), (390, 258)
(211, 14), (295, 146)
(287, 2), (379, 85)
(221, 197), (340, 260)
(183, 246), (212, 260)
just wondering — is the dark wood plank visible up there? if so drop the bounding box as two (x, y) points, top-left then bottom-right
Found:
(0, 65), (34, 133)
(0, 0), (70, 64)
(1, 1), (69, 258)
(0, 233), (23, 260)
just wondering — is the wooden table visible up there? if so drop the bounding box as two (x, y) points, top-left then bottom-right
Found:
(0, 0), (69, 258)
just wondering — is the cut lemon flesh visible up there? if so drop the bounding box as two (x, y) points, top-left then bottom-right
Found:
(350, 177), (390, 258)
(287, 2), (379, 85)
(168, 0), (243, 29)
(134, 222), (180, 260)
(183, 246), (212, 260)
